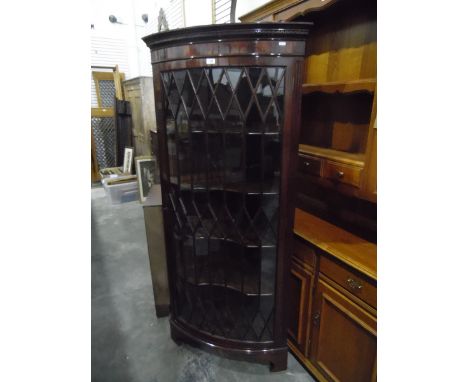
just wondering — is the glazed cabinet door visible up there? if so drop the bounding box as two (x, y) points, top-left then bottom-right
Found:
(159, 66), (287, 342)
(309, 277), (377, 382)
(288, 256), (313, 353)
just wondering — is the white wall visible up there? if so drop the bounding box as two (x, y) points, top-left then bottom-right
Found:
(91, 0), (212, 84)
(185, 0), (212, 27)
(90, 0), (268, 106)
(236, 0), (271, 22)
(91, 0), (158, 80)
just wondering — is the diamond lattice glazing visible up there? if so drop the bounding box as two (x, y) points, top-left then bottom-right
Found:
(161, 66), (285, 341)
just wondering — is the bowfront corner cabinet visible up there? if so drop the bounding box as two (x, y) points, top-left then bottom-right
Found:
(143, 23), (311, 371)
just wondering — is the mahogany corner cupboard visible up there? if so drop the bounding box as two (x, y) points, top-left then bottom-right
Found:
(143, 23), (311, 371)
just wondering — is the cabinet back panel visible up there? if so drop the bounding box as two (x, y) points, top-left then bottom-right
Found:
(296, 182), (376, 243)
(301, 93), (373, 154)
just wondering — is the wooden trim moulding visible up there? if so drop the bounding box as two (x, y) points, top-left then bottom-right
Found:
(239, 0), (338, 22)
(302, 78), (376, 95)
(298, 144), (366, 167)
(359, 88), (377, 202)
(294, 208), (377, 280)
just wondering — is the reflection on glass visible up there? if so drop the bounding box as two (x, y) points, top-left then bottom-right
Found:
(246, 102), (262, 133)
(224, 98), (243, 133)
(264, 102), (281, 133)
(166, 117), (177, 184)
(263, 135), (281, 193)
(213, 71), (232, 114)
(236, 70), (251, 112)
(256, 70), (273, 114)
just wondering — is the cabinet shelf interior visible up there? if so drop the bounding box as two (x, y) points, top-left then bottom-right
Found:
(300, 91), (374, 156)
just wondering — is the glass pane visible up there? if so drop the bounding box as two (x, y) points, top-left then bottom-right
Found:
(246, 134), (262, 184)
(225, 133), (243, 187)
(166, 116), (177, 184)
(176, 106), (190, 188)
(248, 67), (263, 89)
(245, 102), (262, 133)
(205, 100), (223, 133)
(214, 70), (233, 115)
(189, 99), (204, 132)
(207, 133), (224, 189)
(197, 70), (212, 115)
(226, 68), (242, 90)
(224, 98), (243, 133)
(263, 134), (281, 193)
(167, 73), (180, 117)
(256, 71), (273, 115)
(235, 70), (251, 112)
(191, 133), (206, 189)
(264, 102), (281, 133)
(181, 71), (195, 114)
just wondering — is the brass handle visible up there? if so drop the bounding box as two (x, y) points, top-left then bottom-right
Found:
(312, 312), (320, 326)
(346, 278), (363, 290)
(335, 170), (344, 179)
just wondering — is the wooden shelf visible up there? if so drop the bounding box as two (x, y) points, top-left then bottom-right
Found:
(294, 208), (376, 281)
(302, 79), (376, 95)
(299, 144), (365, 167)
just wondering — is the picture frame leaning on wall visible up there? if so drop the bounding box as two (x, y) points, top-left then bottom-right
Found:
(135, 156), (157, 203)
(123, 147), (134, 174)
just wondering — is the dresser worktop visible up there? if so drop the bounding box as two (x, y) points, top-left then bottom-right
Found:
(294, 208), (377, 281)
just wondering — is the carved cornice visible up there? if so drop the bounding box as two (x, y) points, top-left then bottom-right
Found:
(143, 22), (312, 50)
(239, 0), (339, 22)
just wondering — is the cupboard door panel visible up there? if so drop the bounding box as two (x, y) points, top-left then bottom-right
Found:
(310, 278), (376, 382)
(288, 257), (314, 353)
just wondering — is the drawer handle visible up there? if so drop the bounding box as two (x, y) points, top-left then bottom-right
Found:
(304, 162), (310, 167)
(346, 278), (363, 290)
(335, 170), (344, 179)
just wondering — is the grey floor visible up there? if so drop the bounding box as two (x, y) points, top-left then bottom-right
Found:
(92, 186), (316, 382)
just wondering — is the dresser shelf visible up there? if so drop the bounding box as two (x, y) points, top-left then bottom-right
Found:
(294, 208), (376, 280)
(299, 144), (365, 167)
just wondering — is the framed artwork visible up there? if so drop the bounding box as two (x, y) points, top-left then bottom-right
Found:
(123, 147), (134, 174)
(135, 156), (157, 202)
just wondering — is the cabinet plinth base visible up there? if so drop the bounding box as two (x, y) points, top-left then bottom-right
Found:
(170, 318), (288, 372)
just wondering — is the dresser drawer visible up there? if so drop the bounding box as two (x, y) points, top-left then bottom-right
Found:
(320, 255), (376, 308)
(323, 160), (362, 188)
(298, 154), (322, 177)
(293, 237), (317, 269)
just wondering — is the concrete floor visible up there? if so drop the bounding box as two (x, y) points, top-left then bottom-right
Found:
(91, 186), (316, 382)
